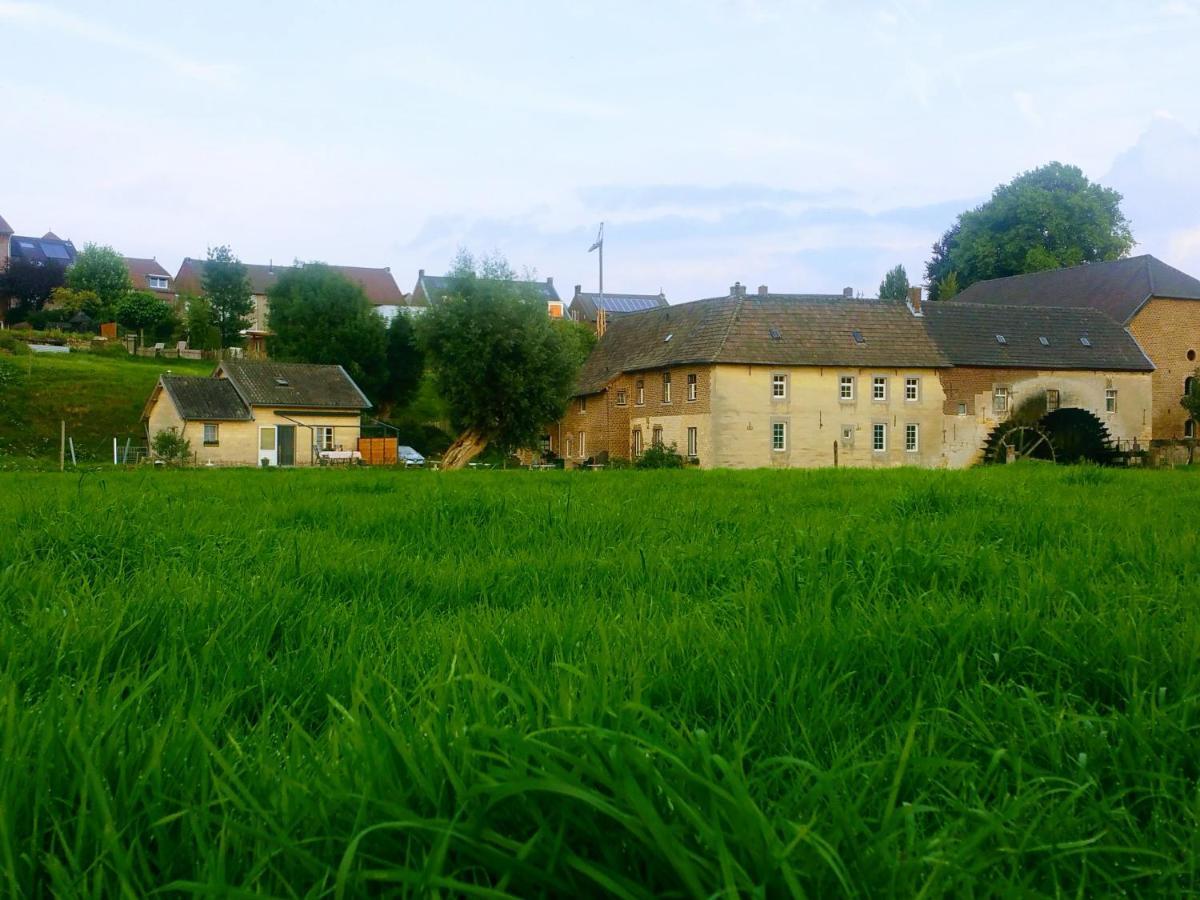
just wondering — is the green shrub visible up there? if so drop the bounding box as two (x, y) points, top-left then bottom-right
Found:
(151, 428), (191, 463)
(635, 441), (685, 469)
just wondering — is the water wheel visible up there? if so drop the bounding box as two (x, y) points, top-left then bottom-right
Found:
(993, 424), (1056, 464)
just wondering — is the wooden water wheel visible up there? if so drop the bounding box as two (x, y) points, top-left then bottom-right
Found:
(993, 424), (1056, 464)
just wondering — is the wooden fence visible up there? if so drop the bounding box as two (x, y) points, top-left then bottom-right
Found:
(357, 437), (397, 466)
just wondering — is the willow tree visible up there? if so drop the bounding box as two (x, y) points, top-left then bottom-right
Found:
(419, 253), (580, 468)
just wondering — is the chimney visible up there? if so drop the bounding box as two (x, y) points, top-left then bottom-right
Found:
(384, 266), (390, 272)
(596, 307), (607, 338)
(546, 276), (554, 286)
(907, 285), (924, 316)
(730, 281), (746, 299)
(574, 283), (582, 298)
(842, 287), (853, 298)
(757, 284), (768, 296)
(419, 268), (425, 279)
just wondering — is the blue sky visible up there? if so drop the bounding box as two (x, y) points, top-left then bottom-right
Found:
(3, 0), (1200, 301)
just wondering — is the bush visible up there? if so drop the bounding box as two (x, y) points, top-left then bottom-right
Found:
(0, 332), (31, 355)
(635, 442), (685, 469)
(151, 428), (191, 464)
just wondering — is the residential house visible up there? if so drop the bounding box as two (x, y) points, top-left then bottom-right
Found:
(410, 269), (565, 317)
(956, 255), (1200, 440)
(0, 213), (12, 268)
(548, 284), (1153, 469)
(142, 360), (371, 466)
(174, 259), (406, 355)
(7, 230), (76, 266)
(123, 257), (175, 302)
(569, 286), (668, 333)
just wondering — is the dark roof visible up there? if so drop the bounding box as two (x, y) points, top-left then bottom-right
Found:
(955, 255), (1200, 324)
(160, 375), (251, 421)
(922, 303), (1153, 371)
(575, 294), (948, 394)
(416, 272), (562, 307)
(570, 291), (667, 322)
(218, 360), (371, 409)
(9, 234), (76, 265)
(174, 259), (405, 306)
(123, 257), (173, 295)
(0, 214), (13, 235)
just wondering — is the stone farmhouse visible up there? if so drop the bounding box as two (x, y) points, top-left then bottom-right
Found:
(548, 284), (1153, 469)
(142, 360), (370, 467)
(957, 255), (1200, 441)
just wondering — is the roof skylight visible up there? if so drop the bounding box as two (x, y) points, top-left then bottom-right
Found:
(1039, 336), (1050, 346)
(995, 334), (1007, 345)
(852, 330), (865, 344)
(1080, 336), (1092, 347)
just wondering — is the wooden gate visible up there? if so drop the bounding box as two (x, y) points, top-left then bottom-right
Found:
(357, 437), (397, 466)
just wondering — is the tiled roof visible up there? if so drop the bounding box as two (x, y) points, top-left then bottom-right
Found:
(9, 234), (76, 265)
(160, 375), (251, 421)
(174, 259), (405, 306)
(123, 257), (173, 295)
(922, 303), (1153, 371)
(570, 291), (667, 322)
(955, 255), (1200, 324)
(417, 273), (561, 306)
(219, 360), (371, 409)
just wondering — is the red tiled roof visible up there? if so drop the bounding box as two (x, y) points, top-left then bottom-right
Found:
(174, 258), (405, 306)
(123, 257), (173, 295)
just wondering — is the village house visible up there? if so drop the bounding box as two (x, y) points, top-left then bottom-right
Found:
(142, 360), (371, 466)
(123, 257), (175, 302)
(568, 286), (669, 333)
(410, 269), (565, 318)
(174, 259), (406, 355)
(548, 284), (1153, 469)
(6, 229), (76, 267)
(957, 255), (1200, 442)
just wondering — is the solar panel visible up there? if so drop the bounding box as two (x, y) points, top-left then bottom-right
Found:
(41, 243), (70, 260)
(597, 296), (661, 313)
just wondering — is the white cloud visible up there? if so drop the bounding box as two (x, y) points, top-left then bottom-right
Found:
(1013, 91), (1041, 125)
(0, 1), (238, 86)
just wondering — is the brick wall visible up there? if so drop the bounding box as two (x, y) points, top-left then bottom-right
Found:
(1128, 298), (1200, 439)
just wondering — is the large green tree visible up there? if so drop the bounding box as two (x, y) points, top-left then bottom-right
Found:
(116, 291), (173, 343)
(66, 244), (133, 318)
(925, 162), (1134, 300)
(266, 263), (388, 401)
(0, 257), (67, 317)
(378, 312), (425, 412)
(418, 252), (581, 468)
(202, 245), (253, 347)
(878, 264), (910, 300)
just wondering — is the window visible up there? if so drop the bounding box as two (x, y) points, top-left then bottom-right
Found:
(652, 425), (663, 447)
(839, 375), (855, 401)
(636, 379), (645, 405)
(203, 423), (219, 446)
(905, 423), (919, 452)
(995, 334), (1007, 345)
(1106, 389), (1117, 413)
(1187, 419), (1196, 439)
(1046, 389), (1060, 412)
(615, 389), (627, 406)
(768, 327), (782, 341)
(957, 401), (968, 416)
(316, 426), (334, 450)
(578, 396), (587, 414)
(872, 423), (887, 452)
(577, 431), (586, 458)
(872, 376), (887, 401)
(1185, 376), (1195, 397)
(993, 387), (1009, 413)
(772, 373), (787, 399)
(840, 425), (854, 447)
(1080, 336), (1092, 347)
(662, 372), (672, 403)
(687, 373), (698, 401)
(772, 421), (787, 451)
(148, 275), (169, 290)
(664, 333), (673, 342)
(632, 429), (643, 456)
(851, 330), (865, 344)
(1038, 336), (1050, 347)
(259, 428), (276, 451)
(905, 377), (919, 402)
(566, 436), (573, 458)
(687, 426), (698, 458)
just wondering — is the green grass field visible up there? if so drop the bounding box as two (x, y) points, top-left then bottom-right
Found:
(1, 466), (1198, 896)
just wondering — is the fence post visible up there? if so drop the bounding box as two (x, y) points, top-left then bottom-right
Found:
(60, 421), (65, 472)
(113, 437), (118, 466)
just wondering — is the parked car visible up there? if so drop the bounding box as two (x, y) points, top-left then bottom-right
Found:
(398, 445), (425, 467)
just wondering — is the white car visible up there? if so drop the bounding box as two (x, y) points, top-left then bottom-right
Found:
(397, 445), (425, 467)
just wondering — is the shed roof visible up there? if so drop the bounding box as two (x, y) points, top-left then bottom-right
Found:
(218, 360), (371, 409)
(160, 375), (251, 420)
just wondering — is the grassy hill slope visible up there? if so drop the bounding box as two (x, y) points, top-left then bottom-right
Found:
(0, 350), (212, 461)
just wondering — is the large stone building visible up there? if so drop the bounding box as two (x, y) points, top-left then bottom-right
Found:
(547, 285), (1153, 469)
(957, 255), (1200, 441)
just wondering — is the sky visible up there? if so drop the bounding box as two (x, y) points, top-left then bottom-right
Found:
(2, 0), (1200, 302)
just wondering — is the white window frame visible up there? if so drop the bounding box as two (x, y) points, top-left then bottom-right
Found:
(577, 431), (586, 458)
(662, 372), (672, 403)
(771, 421), (787, 452)
(905, 423), (919, 453)
(904, 377), (919, 402)
(772, 373), (787, 399)
(839, 375), (855, 401)
(615, 389), (627, 406)
(202, 422), (219, 446)
(872, 376), (888, 402)
(687, 426), (698, 457)
(632, 429), (643, 456)
(993, 386), (1009, 414)
(636, 379), (645, 406)
(316, 426), (335, 451)
(147, 275), (169, 290)
(687, 373), (698, 402)
(652, 425), (663, 447)
(872, 422), (887, 452)
(1106, 389), (1117, 413)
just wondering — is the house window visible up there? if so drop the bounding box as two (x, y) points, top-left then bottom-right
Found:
(872, 423), (887, 452)
(578, 431), (586, 458)
(1186, 419), (1196, 439)
(771, 421), (787, 451)
(566, 436), (573, 458)
(687, 427), (698, 458)
(957, 401), (968, 416)
(632, 428), (643, 456)
(636, 379), (645, 405)
(905, 377), (919, 401)
(687, 373), (698, 401)
(872, 376), (887, 401)
(1185, 376), (1195, 397)
(652, 425), (663, 447)
(147, 275), (169, 290)
(772, 373), (787, 399)
(1046, 389), (1060, 412)
(316, 426), (335, 450)
(1106, 389), (1117, 413)
(203, 423), (219, 446)
(993, 387), (1009, 413)
(839, 376), (855, 401)
(662, 372), (672, 403)
(905, 423), (919, 452)
(539, 434), (551, 453)
(615, 389), (627, 406)
(578, 396), (587, 414)
(840, 425), (854, 447)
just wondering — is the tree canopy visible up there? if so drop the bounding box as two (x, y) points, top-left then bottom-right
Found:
(379, 312), (425, 411)
(266, 263), (389, 402)
(878, 264), (910, 301)
(202, 246), (253, 347)
(925, 162), (1134, 300)
(66, 244), (133, 316)
(116, 291), (174, 340)
(0, 257), (67, 316)
(418, 252), (582, 467)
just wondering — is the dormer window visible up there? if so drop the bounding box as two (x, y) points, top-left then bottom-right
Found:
(1038, 336), (1050, 347)
(995, 334), (1007, 345)
(851, 330), (865, 344)
(1080, 336), (1092, 347)
(147, 275), (169, 290)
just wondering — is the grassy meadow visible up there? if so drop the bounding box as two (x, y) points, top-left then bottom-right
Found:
(1, 465), (1198, 896)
